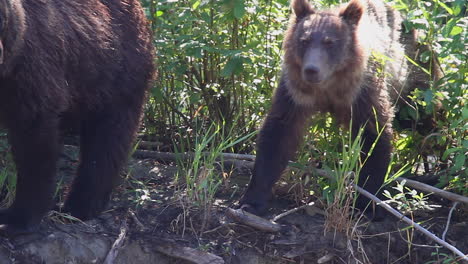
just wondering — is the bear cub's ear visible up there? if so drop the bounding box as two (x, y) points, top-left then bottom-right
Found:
(340, 0), (364, 27)
(291, 0), (315, 20)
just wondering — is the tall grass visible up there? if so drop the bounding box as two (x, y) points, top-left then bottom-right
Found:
(173, 120), (256, 232)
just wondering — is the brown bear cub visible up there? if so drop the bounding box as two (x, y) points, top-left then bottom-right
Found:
(0, 0), (154, 234)
(239, 0), (410, 217)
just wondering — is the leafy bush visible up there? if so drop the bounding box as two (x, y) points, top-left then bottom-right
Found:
(141, 0), (466, 194)
(393, 0), (467, 193)
(141, 0), (290, 142)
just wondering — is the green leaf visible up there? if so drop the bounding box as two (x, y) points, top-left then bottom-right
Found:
(450, 26), (463, 36)
(233, 0), (245, 19)
(453, 154), (465, 171)
(434, 0), (453, 15)
(441, 18), (457, 37)
(408, 106), (418, 120)
(221, 55), (243, 76)
(442, 147), (463, 160)
(462, 107), (468, 119)
(420, 50), (431, 64)
(151, 87), (164, 103)
(452, 2), (462, 16)
(423, 90), (433, 104)
(155, 10), (164, 17)
(463, 140), (468, 149)
(192, 0), (200, 10)
(189, 93), (201, 104)
(405, 55), (430, 75)
(201, 46), (218, 53)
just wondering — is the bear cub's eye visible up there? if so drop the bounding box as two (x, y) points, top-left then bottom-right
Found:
(322, 36), (334, 45)
(300, 38), (309, 45)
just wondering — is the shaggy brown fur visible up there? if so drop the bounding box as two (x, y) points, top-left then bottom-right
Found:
(240, 0), (411, 217)
(0, 0), (154, 234)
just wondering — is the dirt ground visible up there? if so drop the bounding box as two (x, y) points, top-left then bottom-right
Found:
(0, 145), (466, 264)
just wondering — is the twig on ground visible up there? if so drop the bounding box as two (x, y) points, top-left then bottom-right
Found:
(355, 185), (468, 261)
(396, 231), (442, 249)
(103, 216), (129, 264)
(317, 253), (336, 263)
(203, 223), (236, 234)
(153, 239), (225, 264)
(395, 177), (468, 205)
(226, 208), (282, 232)
(442, 202), (458, 241)
(234, 239), (264, 255)
(272, 202), (315, 222)
(137, 140), (163, 150)
(128, 209), (146, 231)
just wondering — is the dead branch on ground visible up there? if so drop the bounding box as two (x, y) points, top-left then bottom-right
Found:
(272, 202), (316, 222)
(355, 185), (468, 261)
(103, 217), (129, 264)
(152, 238), (225, 264)
(225, 208), (282, 232)
(394, 177), (468, 205)
(442, 202), (458, 241)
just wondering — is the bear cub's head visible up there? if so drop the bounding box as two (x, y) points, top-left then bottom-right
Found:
(285, 0), (364, 86)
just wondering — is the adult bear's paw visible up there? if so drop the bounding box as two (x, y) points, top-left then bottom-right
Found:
(63, 191), (110, 221)
(237, 200), (269, 216)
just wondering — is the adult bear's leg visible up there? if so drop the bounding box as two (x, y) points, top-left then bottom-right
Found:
(0, 114), (60, 234)
(63, 103), (143, 220)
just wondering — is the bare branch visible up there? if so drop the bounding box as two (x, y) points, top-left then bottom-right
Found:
(272, 202), (316, 222)
(103, 217), (128, 264)
(396, 177), (468, 205)
(355, 185), (468, 261)
(226, 208), (282, 232)
(442, 202), (458, 241)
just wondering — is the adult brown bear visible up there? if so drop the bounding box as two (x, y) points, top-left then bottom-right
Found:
(239, 0), (410, 217)
(0, 0), (154, 234)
